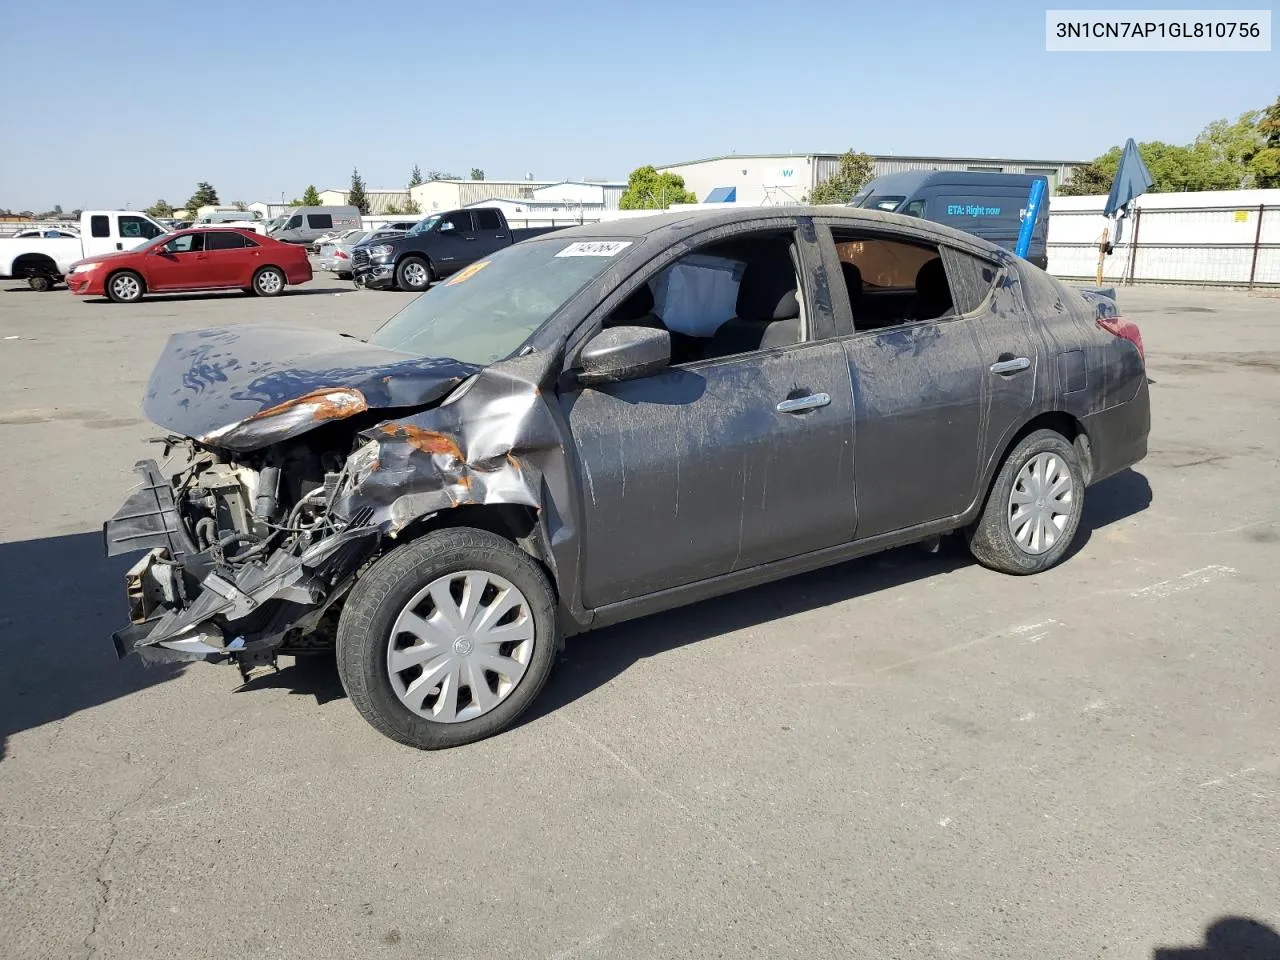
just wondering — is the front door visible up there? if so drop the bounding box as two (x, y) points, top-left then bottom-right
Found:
(566, 342), (856, 607)
(146, 232), (213, 290)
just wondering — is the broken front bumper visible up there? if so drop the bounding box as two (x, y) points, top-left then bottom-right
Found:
(104, 460), (381, 665)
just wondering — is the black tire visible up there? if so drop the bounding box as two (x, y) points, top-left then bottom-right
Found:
(28, 275), (54, 292)
(251, 266), (286, 297)
(967, 428), (1086, 575)
(395, 256), (432, 292)
(336, 271), (352, 280)
(105, 270), (144, 303)
(336, 528), (559, 750)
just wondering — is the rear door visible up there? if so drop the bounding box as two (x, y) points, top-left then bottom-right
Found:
(820, 223), (1001, 538)
(202, 231), (257, 286)
(434, 211), (477, 274)
(471, 209), (509, 258)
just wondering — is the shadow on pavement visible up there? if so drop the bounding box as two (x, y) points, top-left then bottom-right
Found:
(80, 287), (350, 304)
(1153, 916), (1280, 959)
(0, 532), (185, 762)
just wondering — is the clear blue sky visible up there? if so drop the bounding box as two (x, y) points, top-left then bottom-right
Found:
(1, 0), (1274, 210)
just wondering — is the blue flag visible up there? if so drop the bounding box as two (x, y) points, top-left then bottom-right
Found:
(1104, 138), (1154, 218)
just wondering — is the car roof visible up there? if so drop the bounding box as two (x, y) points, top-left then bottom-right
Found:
(861, 170), (1048, 194)
(547, 206), (1008, 260)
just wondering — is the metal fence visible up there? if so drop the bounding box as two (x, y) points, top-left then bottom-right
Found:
(1047, 203), (1279, 287)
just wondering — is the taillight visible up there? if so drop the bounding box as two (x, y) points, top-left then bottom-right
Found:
(1097, 315), (1144, 362)
(335, 250), (349, 260)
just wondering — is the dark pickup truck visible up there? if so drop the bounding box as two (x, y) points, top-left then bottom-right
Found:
(351, 207), (564, 292)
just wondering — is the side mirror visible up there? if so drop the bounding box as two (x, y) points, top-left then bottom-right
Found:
(577, 326), (671, 386)
(439, 221), (455, 233)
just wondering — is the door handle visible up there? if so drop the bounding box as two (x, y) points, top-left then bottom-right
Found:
(989, 357), (1031, 375)
(776, 392), (831, 413)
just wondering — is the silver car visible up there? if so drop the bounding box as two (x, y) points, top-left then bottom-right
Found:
(317, 230), (370, 278)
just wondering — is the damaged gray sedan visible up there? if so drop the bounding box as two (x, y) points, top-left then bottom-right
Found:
(106, 207), (1150, 749)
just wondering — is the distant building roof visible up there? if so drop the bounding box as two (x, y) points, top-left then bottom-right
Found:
(659, 152), (1089, 167)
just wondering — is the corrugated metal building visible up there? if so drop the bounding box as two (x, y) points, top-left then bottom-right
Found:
(317, 188), (412, 214)
(659, 153), (1087, 206)
(411, 179), (625, 213)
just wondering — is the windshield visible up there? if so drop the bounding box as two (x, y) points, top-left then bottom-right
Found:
(135, 232), (176, 252)
(859, 194), (906, 212)
(369, 237), (636, 365)
(408, 215), (441, 236)
(265, 216), (286, 231)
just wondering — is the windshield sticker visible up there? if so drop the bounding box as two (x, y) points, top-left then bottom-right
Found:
(555, 241), (633, 258)
(444, 260), (491, 285)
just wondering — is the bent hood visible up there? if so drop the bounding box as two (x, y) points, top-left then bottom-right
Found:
(142, 325), (479, 452)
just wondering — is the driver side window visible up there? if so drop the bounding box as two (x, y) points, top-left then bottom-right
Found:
(602, 231), (807, 366)
(163, 233), (205, 254)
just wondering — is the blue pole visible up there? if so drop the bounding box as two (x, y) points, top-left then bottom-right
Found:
(1015, 178), (1046, 259)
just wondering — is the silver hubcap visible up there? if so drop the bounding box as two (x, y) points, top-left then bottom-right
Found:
(386, 570), (535, 724)
(257, 270), (282, 293)
(403, 262), (428, 287)
(112, 275), (139, 299)
(1008, 452), (1074, 555)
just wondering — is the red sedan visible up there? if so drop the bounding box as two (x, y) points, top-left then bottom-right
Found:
(66, 228), (313, 303)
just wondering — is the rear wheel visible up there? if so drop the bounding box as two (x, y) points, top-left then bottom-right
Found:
(967, 429), (1085, 575)
(28, 275), (54, 292)
(336, 528), (559, 750)
(395, 256), (432, 292)
(105, 270), (144, 303)
(252, 266), (285, 297)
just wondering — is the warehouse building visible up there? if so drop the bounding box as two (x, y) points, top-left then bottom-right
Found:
(658, 153), (1087, 205)
(411, 178), (624, 213)
(317, 188), (412, 214)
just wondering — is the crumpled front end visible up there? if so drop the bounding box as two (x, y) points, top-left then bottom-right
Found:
(105, 458), (381, 666)
(105, 348), (574, 671)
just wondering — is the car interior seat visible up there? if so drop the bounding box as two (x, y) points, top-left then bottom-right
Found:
(912, 257), (954, 320)
(706, 254), (801, 358)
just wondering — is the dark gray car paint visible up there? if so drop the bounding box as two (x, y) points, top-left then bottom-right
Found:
(105, 206), (1149, 666)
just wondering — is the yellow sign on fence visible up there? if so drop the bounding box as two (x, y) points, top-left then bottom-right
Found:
(1234, 210), (1250, 222)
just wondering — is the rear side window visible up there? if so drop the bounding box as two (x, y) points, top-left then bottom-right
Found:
(91, 215), (109, 238)
(206, 231), (253, 250)
(940, 247), (1000, 315)
(307, 214), (333, 230)
(475, 209), (502, 230)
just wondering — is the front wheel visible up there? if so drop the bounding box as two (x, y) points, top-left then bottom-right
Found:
(395, 256), (432, 292)
(252, 266), (286, 297)
(336, 528), (559, 750)
(106, 270), (144, 303)
(967, 429), (1086, 575)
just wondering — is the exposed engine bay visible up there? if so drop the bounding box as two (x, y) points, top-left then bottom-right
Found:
(107, 429), (383, 673)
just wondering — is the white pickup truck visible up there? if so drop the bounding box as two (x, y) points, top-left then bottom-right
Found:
(0, 210), (169, 290)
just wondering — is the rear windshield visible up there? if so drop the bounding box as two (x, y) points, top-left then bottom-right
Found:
(370, 237), (637, 365)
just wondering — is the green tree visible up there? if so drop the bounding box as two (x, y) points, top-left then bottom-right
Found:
(470, 167), (485, 181)
(384, 203), (402, 215)
(301, 184), (322, 206)
(145, 199), (175, 218)
(348, 169), (369, 214)
(618, 165), (697, 209)
(408, 164), (424, 188)
(185, 181), (220, 213)
(404, 198), (422, 214)
(807, 150), (875, 204)
(1058, 161), (1113, 196)
(1249, 95), (1280, 187)
(427, 170), (460, 181)
(1196, 110), (1265, 172)
(231, 200), (248, 211)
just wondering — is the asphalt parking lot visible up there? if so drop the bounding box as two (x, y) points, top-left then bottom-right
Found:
(1, 273), (1278, 959)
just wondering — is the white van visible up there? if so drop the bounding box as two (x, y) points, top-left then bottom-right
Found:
(264, 207), (362, 245)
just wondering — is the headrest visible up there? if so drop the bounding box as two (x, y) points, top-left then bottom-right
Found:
(736, 258), (799, 322)
(841, 261), (863, 298)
